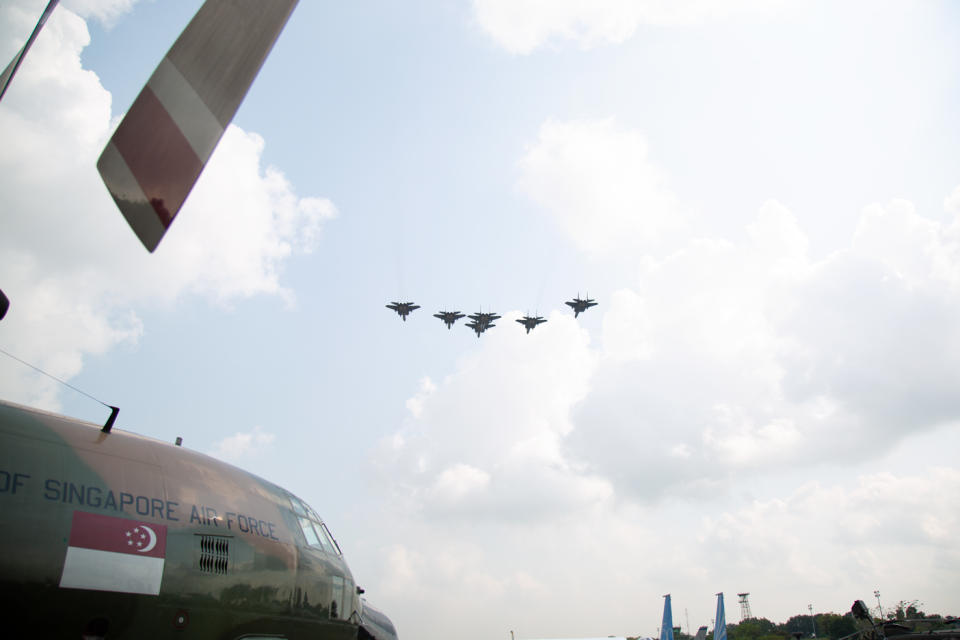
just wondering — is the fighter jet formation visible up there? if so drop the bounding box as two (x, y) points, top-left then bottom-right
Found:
(387, 296), (596, 336)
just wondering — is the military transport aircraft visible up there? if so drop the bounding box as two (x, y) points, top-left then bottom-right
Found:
(433, 310), (465, 329)
(516, 315), (546, 334)
(386, 302), (419, 321)
(565, 295), (598, 318)
(2, 2), (399, 637)
(0, 399), (398, 640)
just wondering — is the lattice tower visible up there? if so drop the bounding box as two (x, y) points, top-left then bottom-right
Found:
(738, 593), (753, 621)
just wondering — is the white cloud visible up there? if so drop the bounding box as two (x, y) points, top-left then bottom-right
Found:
(405, 376), (437, 419)
(376, 460), (960, 640)
(774, 198), (960, 435)
(697, 468), (960, 606)
(472, 0), (791, 54)
(518, 118), (686, 258)
(0, 0), (336, 409)
(567, 191), (960, 500)
(516, 117), (960, 502)
(209, 425), (276, 462)
(945, 185), (960, 217)
(377, 311), (609, 523)
(427, 463), (491, 506)
(148, 125), (337, 306)
(61, 0), (139, 26)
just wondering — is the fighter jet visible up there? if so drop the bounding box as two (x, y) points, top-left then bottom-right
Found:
(386, 301), (419, 321)
(565, 295), (597, 318)
(468, 311), (500, 324)
(468, 311), (500, 329)
(464, 320), (483, 337)
(465, 319), (496, 338)
(516, 315), (546, 334)
(465, 310), (500, 337)
(433, 310), (465, 329)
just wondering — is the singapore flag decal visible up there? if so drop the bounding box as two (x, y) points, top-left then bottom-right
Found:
(59, 511), (167, 595)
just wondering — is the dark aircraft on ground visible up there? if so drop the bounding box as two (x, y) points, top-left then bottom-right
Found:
(565, 295), (597, 318)
(0, 400), (398, 640)
(850, 598), (960, 640)
(386, 302), (419, 321)
(516, 315), (546, 334)
(433, 310), (465, 329)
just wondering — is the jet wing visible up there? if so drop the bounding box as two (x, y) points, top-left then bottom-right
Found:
(98, 0), (300, 252)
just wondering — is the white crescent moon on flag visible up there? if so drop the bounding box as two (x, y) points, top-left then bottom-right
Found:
(138, 525), (157, 553)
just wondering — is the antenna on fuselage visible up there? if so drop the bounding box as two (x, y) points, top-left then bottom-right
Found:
(0, 346), (120, 432)
(101, 406), (119, 433)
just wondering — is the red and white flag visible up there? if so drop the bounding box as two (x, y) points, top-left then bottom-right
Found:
(97, 0), (299, 252)
(59, 511), (167, 596)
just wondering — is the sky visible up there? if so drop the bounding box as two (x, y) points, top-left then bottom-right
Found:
(2, 1), (960, 639)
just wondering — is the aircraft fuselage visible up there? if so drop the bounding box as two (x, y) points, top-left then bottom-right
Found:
(0, 400), (397, 640)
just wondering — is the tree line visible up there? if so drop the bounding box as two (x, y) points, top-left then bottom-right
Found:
(638, 601), (957, 640)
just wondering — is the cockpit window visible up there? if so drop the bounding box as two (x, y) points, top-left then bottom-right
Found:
(319, 522), (342, 555)
(298, 517), (322, 548)
(289, 494), (341, 555)
(291, 497), (308, 517)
